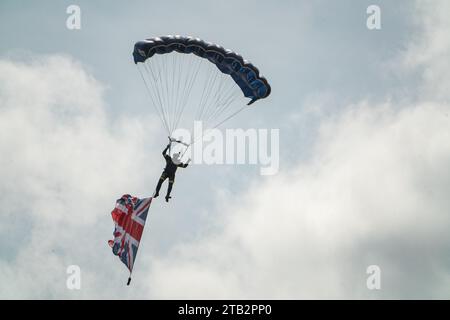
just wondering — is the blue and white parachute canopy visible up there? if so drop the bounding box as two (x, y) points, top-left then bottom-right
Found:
(133, 35), (271, 137)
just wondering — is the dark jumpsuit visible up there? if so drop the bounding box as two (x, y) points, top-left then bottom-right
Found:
(155, 144), (188, 198)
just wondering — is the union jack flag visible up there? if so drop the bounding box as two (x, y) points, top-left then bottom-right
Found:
(108, 194), (152, 283)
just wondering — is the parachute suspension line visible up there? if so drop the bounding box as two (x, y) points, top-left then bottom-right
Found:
(215, 86), (242, 118)
(143, 62), (171, 134)
(144, 53), (206, 136)
(202, 70), (222, 119)
(143, 63), (164, 119)
(197, 68), (220, 121)
(210, 103), (247, 131)
(139, 52), (253, 148)
(165, 54), (174, 134)
(201, 73), (228, 121)
(172, 53), (194, 133)
(164, 54), (175, 135)
(171, 53), (177, 126)
(168, 53), (180, 133)
(137, 64), (164, 131)
(196, 71), (211, 121)
(149, 57), (175, 134)
(206, 95), (245, 128)
(195, 64), (214, 120)
(184, 104), (247, 154)
(171, 53), (183, 133)
(152, 56), (171, 132)
(197, 67), (243, 129)
(174, 56), (203, 131)
(186, 83), (247, 151)
(161, 55), (172, 134)
(202, 78), (242, 130)
(203, 78), (239, 126)
(137, 64), (170, 135)
(180, 145), (190, 158)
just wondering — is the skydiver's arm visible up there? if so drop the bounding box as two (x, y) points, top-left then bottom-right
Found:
(162, 144), (170, 156)
(178, 159), (191, 168)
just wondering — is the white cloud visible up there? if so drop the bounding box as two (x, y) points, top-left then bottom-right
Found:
(0, 55), (159, 298)
(2, 0), (450, 299)
(142, 1), (450, 299)
(401, 0), (450, 101)
(146, 100), (450, 299)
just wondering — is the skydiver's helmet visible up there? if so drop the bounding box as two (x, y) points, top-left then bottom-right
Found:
(172, 152), (182, 165)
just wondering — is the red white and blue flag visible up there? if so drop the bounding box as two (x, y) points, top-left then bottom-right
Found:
(108, 194), (152, 284)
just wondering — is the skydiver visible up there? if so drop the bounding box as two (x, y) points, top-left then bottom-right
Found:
(154, 139), (190, 202)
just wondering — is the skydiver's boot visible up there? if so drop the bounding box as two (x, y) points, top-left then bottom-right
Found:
(165, 181), (173, 202)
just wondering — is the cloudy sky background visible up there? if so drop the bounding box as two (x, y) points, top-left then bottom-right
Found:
(0, 0), (449, 299)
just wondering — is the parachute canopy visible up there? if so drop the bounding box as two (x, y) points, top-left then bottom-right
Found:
(133, 35), (271, 140)
(133, 35), (271, 104)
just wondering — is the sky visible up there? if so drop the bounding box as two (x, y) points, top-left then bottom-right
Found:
(0, 0), (449, 299)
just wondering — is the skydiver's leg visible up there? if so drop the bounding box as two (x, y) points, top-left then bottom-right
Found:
(165, 176), (175, 202)
(154, 172), (167, 198)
